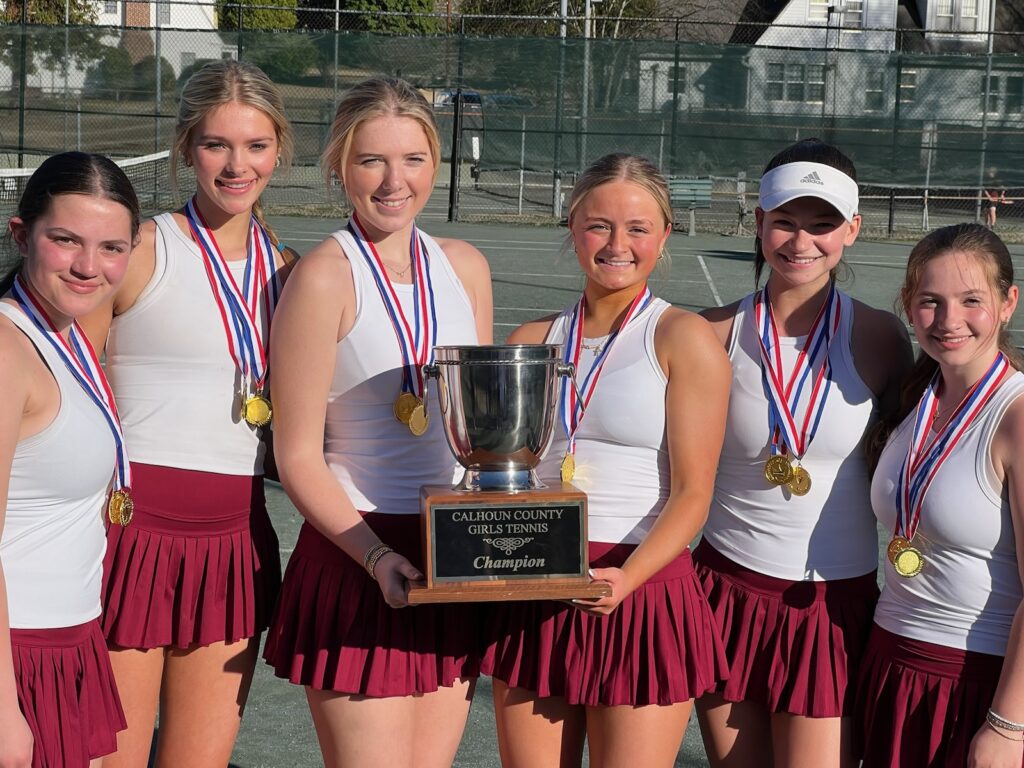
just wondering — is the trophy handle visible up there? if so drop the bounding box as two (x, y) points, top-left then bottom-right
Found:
(422, 363), (449, 415)
(556, 362), (582, 403)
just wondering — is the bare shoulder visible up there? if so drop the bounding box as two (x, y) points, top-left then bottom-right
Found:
(852, 299), (911, 355)
(284, 235), (350, 294)
(507, 314), (560, 345)
(657, 306), (727, 353)
(698, 299), (742, 348)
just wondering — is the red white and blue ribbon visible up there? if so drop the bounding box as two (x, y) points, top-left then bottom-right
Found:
(184, 198), (279, 392)
(347, 214), (437, 397)
(559, 286), (654, 458)
(754, 283), (841, 461)
(895, 352), (1009, 542)
(11, 276), (131, 495)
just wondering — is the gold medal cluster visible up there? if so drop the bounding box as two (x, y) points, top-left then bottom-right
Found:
(107, 489), (133, 527)
(763, 455), (811, 496)
(394, 392), (429, 436)
(887, 535), (924, 577)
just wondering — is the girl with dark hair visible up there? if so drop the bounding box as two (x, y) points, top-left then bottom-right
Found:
(482, 153), (730, 767)
(0, 152), (139, 767)
(695, 138), (912, 767)
(855, 223), (1024, 768)
(79, 60), (295, 767)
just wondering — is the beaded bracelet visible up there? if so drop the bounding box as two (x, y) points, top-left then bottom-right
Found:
(363, 543), (394, 579)
(987, 709), (1024, 733)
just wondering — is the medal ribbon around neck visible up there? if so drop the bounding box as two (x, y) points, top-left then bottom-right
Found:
(894, 352), (1009, 544)
(184, 198), (278, 392)
(11, 276), (131, 496)
(754, 282), (841, 462)
(559, 286), (654, 459)
(348, 214), (437, 400)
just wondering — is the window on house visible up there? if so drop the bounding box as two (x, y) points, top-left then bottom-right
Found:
(899, 69), (917, 104)
(806, 64), (826, 102)
(960, 0), (979, 30)
(156, 0), (170, 25)
(808, 0), (829, 22)
(983, 75), (1001, 113)
(936, 0), (953, 16)
(865, 69), (884, 111)
(842, 0), (865, 28)
(766, 62), (825, 104)
(1006, 76), (1024, 114)
(104, 0), (117, 13)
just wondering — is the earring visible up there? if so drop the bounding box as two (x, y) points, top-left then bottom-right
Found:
(275, 155), (281, 168)
(183, 154), (192, 168)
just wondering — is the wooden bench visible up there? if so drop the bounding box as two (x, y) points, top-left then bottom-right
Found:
(668, 176), (713, 236)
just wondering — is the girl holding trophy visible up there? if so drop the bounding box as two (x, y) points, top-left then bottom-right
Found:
(694, 138), (912, 767)
(483, 153), (731, 767)
(262, 77), (492, 768)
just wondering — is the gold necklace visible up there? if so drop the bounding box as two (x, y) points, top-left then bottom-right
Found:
(384, 260), (412, 279)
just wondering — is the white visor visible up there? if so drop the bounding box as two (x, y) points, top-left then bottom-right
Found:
(758, 161), (859, 222)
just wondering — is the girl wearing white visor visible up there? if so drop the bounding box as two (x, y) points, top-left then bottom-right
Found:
(694, 138), (912, 767)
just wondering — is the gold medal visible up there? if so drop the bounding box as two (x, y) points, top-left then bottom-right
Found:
(107, 489), (134, 527)
(764, 454), (793, 486)
(787, 465), (811, 496)
(893, 546), (924, 577)
(408, 403), (429, 436)
(560, 453), (576, 483)
(241, 394), (272, 427)
(887, 536), (911, 565)
(393, 392), (419, 425)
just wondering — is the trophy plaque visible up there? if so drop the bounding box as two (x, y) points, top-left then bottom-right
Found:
(408, 344), (611, 604)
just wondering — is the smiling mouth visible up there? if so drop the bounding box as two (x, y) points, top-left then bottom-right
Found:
(217, 179), (255, 190)
(596, 257), (635, 267)
(373, 196), (411, 208)
(781, 254), (821, 265)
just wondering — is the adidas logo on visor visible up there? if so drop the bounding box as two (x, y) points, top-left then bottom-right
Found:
(800, 171), (824, 185)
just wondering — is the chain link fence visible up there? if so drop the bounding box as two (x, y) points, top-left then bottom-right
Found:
(2, 4), (1024, 236)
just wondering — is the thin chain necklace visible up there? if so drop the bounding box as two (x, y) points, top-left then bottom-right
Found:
(383, 260), (412, 279)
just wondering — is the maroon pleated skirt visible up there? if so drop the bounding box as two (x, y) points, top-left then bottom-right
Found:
(481, 542), (729, 707)
(263, 514), (483, 697)
(101, 463), (281, 650)
(12, 620), (126, 768)
(693, 539), (878, 718)
(855, 624), (1007, 768)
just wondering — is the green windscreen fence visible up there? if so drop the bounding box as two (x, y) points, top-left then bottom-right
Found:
(3, 25), (1022, 232)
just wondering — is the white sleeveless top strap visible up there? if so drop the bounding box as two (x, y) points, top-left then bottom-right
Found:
(323, 225), (478, 515)
(105, 212), (274, 475)
(703, 289), (880, 581)
(537, 298), (672, 545)
(872, 371), (1024, 655)
(0, 303), (113, 628)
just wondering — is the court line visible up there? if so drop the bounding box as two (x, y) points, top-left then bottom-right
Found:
(696, 254), (723, 307)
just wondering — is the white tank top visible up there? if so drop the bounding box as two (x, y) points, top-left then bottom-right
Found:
(324, 225), (477, 514)
(872, 371), (1024, 656)
(0, 304), (113, 629)
(106, 213), (274, 475)
(703, 290), (879, 581)
(537, 299), (672, 545)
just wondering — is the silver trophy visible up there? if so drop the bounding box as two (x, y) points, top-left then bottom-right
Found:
(424, 344), (574, 492)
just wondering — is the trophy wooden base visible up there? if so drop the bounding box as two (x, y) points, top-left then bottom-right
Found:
(408, 483), (612, 604)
